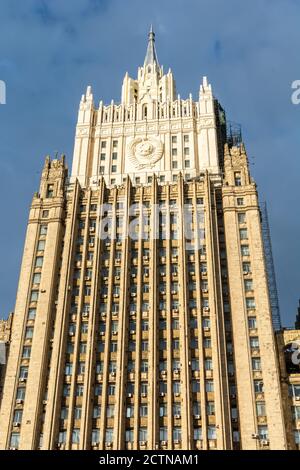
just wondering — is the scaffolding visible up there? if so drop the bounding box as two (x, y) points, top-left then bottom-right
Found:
(226, 121), (242, 148)
(261, 202), (282, 331)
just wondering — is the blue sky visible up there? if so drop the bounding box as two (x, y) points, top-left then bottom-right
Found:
(0, 0), (299, 326)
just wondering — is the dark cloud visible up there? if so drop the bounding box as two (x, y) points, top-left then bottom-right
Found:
(0, 0), (299, 325)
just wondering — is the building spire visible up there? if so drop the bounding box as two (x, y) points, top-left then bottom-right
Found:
(144, 25), (159, 66)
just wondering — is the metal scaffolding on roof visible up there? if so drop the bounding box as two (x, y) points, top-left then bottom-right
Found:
(261, 202), (282, 331)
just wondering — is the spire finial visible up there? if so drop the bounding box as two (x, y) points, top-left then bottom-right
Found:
(144, 25), (159, 67)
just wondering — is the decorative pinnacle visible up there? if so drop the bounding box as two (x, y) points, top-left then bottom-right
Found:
(144, 25), (159, 67)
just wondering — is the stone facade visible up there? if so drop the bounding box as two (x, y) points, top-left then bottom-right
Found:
(0, 314), (13, 405)
(0, 29), (293, 451)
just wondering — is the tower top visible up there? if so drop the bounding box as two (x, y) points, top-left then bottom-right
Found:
(144, 25), (159, 67)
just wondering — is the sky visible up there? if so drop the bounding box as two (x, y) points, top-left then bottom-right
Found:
(0, 0), (299, 326)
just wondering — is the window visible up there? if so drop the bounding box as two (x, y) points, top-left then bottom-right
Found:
(72, 429), (80, 444)
(241, 245), (250, 256)
(173, 427), (182, 441)
(254, 380), (264, 393)
(109, 362), (117, 373)
(22, 346), (31, 358)
(243, 262), (251, 273)
(208, 426), (216, 440)
(19, 367), (28, 379)
(192, 380), (200, 393)
(92, 429), (100, 444)
(30, 290), (39, 302)
(25, 327), (34, 339)
(16, 387), (26, 400)
(46, 184), (54, 198)
(252, 358), (261, 371)
(95, 385), (103, 397)
(141, 341), (148, 352)
(250, 337), (259, 349)
(78, 362), (85, 375)
(244, 279), (253, 291)
(172, 136), (177, 144)
(294, 430), (300, 445)
(10, 433), (20, 449)
(110, 342), (118, 353)
(105, 429), (113, 444)
(40, 225), (48, 236)
(207, 402), (215, 415)
(112, 152), (118, 160)
(13, 409), (23, 423)
(248, 317), (257, 329)
(111, 165), (117, 173)
(160, 427), (167, 441)
(28, 308), (36, 320)
(63, 384), (70, 397)
(184, 135), (189, 143)
(140, 405), (148, 417)
(205, 359), (213, 370)
(234, 172), (242, 186)
(32, 273), (41, 285)
(290, 384), (300, 398)
(141, 360), (148, 373)
(237, 198), (244, 206)
(238, 212), (246, 223)
(74, 407), (82, 420)
(173, 382), (181, 394)
(93, 406), (101, 419)
(37, 240), (46, 252)
(58, 431), (67, 444)
(106, 405), (115, 418)
(256, 402), (266, 417)
(101, 141), (107, 149)
(139, 428), (147, 442)
(35, 256), (43, 268)
(76, 385), (84, 396)
(240, 228), (248, 240)
(258, 425), (268, 440)
(108, 384), (115, 396)
(125, 429), (134, 443)
(205, 380), (214, 392)
(246, 298), (256, 309)
(194, 427), (202, 441)
(96, 362), (103, 374)
(126, 404), (134, 418)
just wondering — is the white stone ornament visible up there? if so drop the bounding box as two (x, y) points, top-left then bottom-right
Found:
(128, 136), (164, 169)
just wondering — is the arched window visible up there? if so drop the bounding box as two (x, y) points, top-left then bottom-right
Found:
(143, 105), (148, 119)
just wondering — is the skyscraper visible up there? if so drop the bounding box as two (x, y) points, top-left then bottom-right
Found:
(0, 28), (288, 450)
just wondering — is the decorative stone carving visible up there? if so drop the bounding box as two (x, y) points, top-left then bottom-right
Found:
(128, 136), (164, 169)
